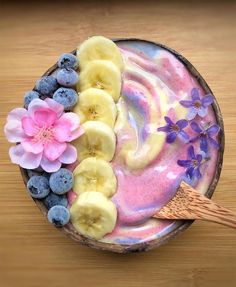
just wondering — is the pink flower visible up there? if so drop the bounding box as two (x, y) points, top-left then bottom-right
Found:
(4, 98), (83, 172)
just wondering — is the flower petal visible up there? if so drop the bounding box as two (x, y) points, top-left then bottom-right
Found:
(191, 88), (200, 101)
(197, 107), (207, 118)
(166, 132), (177, 143)
(9, 144), (42, 169)
(40, 156), (61, 173)
(53, 121), (71, 142)
(53, 112), (83, 142)
(59, 144), (77, 164)
(200, 136), (208, 153)
(9, 144), (25, 164)
(196, 154), (202, 163)
(21, 139), (44, 154)
(7, 108), (28, 122)
(180, 100), (193, 108)
(69, 126), (84, 141)
(188, 145), (195, 159)
(209, 137), (220, 149)
(44, 98), (64, 118)
(176, 119), (188, 129)
(207, 124), (220, 136)
(177, 159), (191, 167)
(186, 166), (195, 179)
(157, 125), (169, 132)
(178, 131), (189, 143)
(164, 116), (174, 125)
(186, 108), (197, 120)
(21, 116), (38, 136)
(5, 108), (29, 143)
(34, 108), (57, 128)
(44, 141), (67, 161)
(202, 95), (214, 107)
(28, 98), (49, 118)
(4, 120), (27, 143)
(56, 112), (80, 131)
(190, 121), (202, 134)
(193, 167), (202, 179)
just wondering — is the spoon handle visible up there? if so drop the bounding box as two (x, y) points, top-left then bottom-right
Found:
(154, 182), (236, 229)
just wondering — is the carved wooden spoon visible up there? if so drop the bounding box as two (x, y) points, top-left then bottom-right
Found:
(153, 181), (236, 228)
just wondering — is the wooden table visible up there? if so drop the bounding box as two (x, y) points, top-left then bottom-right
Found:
(1, 1), (236, 286)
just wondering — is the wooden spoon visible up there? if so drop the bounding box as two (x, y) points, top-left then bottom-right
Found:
(153, 181), (236, 229)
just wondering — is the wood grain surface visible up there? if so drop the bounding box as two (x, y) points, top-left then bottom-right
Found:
(0, 1), (236, 286)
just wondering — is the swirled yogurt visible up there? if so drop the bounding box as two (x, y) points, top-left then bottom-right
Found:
(101, 40), (219, 244)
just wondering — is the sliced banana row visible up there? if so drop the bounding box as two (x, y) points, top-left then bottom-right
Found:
(71, 36), (123, 240)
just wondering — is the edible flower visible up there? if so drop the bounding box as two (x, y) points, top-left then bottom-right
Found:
(190, 121), (220, 153)
(180, 88), (214, 120)
(177, 145), (203, 179)
(4, 98), (83, 172)
(157, 116), (189, 143)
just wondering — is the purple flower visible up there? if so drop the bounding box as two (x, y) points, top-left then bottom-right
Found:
(177, 145), (202, 179)
(190, 121), (220, 153)
(157, 116), (189, 143)
(180, 88), (214, 120)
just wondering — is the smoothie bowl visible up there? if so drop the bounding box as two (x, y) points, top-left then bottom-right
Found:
(4, 37), (224, 253)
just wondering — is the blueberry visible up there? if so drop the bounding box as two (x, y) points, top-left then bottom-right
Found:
(35, 76), (58, 96)
(24, 91), (40, 108)
(43, 192), (68, 209)
(27, 175), (50, 199)
(47, 205), (70, 227)
(56, 68), (78, 87)
(49, 168), (73, 194)
(58, 53), (78, 69)
(53, 87), (78, 110)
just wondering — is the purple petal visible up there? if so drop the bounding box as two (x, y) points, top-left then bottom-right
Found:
(176, 119), (188, 129)
(196, 154), (202, 163)
(190, 121), (202, 134)
(200, 136), (208, 153)
(164, 116), (173, 125)
(166, 132), (177, 143)
(197, 107), (207, 118)
(193, 167), (202, 179)
(209, 137), (219, 149)
(186, 166), (195, 179)
(188, 145), (195, 159)
(179, 100), (193, 108)
(157, 125), (169, 132)
(191, 88), (200, 101)
(202, 95), (214, 107)
(179, 131), (190, 143)
(186, 108), (198, 120)
(207, 124), (220, 136)
(177, 159), (191, 167)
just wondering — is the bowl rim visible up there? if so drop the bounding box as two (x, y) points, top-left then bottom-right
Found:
(20, 38), (225, 253)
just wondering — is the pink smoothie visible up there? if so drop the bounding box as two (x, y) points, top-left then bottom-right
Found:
(69, 41), (220, 245)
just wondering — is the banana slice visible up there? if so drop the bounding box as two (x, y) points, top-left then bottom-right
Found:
(70, 191), (117, 240)
(78, 60), (121, 102)
(73, 157), (117, 198)
(78, 36), (123, 71)
(73, 88), (117, 128)
(73, 120), (116, 162)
